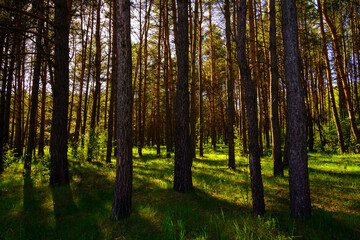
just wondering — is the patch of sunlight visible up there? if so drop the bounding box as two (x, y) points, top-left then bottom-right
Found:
(150, 178), (172, 189)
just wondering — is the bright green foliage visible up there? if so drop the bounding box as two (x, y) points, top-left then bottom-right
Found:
(0, 146), (359, 239)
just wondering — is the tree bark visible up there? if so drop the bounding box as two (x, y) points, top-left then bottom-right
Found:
(106, 0), (117, 164)
(237, 0), (265, 216)
(174, 0), (193, 192)
(50, 0), (70, 185)
(111, 0), (133, 219)
(190, 0), (198, 159)
(198, 0), (204, 157)
(281, 0), (311, 218)
(225, 0), (235, 169)
(268, 0), (283, 176)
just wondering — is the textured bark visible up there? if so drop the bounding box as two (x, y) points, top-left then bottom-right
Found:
(281, 0), (311, 218)
(164, 0), (171, 158)
(225, 0), (235, 169)
(174, 0), (193, 193)
(50, 0), (70, 185)
(111, 0), (133, 219)
(25, 2), (44, 175)
(198, 0), (204, 157)
(237, 0), (265, 216)
(190, 0), (198, 159)
(268, 0), (283, 176)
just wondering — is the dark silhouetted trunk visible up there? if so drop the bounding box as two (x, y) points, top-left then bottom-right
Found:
(281, 0), (311, 218)
(225, 0), (235, 169)
(111, 0), (133, 219)
(106, 0), (116, 164)
(269, 0), (283, 176)
(50, 0), (70, 185)
(174, 0), (193, 192)
(237, 0), (265, 216)
(25, 1), (44, 176)
(198, 0), (204, 157)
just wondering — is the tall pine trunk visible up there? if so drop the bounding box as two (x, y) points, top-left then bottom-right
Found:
(268, 0), (283, 176)
(111, 0), (133, 219)
(224, 0), (235, 169)
(281, 0), (311, 218)
(50, 0), (70, 185)
(237, 0), (265, 216)
(174, 0), (193, 193)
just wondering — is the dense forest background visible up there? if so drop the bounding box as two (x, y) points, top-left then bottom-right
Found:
(0, 0), (360, 238)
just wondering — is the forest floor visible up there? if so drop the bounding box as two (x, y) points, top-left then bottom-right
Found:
(0, 146), (360, 239)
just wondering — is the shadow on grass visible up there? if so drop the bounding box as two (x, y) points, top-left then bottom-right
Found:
(309, 167), (360, 179)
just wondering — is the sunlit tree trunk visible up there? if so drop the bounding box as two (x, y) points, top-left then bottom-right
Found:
(317, 0), (345, 153)
(322, 0), (360, 152)
(111, 0), (133, 219)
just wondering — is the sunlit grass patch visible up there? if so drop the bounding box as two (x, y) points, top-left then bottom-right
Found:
(0, 145), (359, 239)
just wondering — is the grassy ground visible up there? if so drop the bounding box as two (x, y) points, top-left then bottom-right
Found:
(0, 145), (359, 239)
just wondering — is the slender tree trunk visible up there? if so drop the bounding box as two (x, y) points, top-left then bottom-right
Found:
(50, 0), (70, 185)
(156, 0), (162, 156)
(88, 0), (102, 161)
(198, 0), (204, 157)
(25, 1), (44, 176)
(106, 0), (117, 163)
(38, 60), (47, 156)
(190, 0), (198, 159)
(14, 36), (23, 158)
(237, 0), (265, 216)
(138, 0), (153, 156)
(81, 8), (95, 142)
(269, 0), (283, 176)
(322, 0), (360, 151)
(174, 0), (193, 193)
(281, 0), (311, 218)
(209, 4), (216, 150)
(111, 0), (133, 219)
(317, 0), (345, 153)
(224, 0), (235, 169)
(164, 0), (171, 158)
(74, 0), (90, 143)
(0, 35), (10, 173)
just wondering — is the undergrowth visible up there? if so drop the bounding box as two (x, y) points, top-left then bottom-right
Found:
(0, 146), (359, 239)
